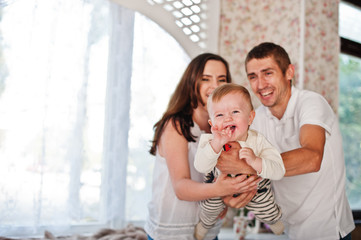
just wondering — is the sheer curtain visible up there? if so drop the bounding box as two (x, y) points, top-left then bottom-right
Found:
(126, 12), (190, 222)
(0, 0), (191, 237)
(0, 0), (133, 236)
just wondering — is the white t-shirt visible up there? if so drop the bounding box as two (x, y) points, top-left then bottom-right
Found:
(251, 86), (355, 240)
(144, 123), (222, 240)
(194, 129), (285, 180)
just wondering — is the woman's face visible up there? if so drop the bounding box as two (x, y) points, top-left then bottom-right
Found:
(198, 60), (228, 108)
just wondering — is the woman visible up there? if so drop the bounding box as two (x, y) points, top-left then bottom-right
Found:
(144, 53), (259, 240)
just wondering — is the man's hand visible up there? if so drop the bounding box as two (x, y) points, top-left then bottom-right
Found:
(218, 206), (228, 219)
(217, 141), (257, 175)
(223, 190), (257, 209)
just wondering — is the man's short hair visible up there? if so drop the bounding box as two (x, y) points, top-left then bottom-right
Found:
(245, 42), (291, 75)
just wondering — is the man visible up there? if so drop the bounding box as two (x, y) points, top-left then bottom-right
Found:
(219, 42), (355, 239)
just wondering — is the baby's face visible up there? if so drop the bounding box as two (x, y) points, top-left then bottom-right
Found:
(209, 93), (254, 142)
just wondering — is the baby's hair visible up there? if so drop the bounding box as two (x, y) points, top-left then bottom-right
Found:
(207, 83), (254, 113)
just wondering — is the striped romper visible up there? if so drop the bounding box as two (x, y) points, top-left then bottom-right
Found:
(199, 171), (281, 229)
(194, 130), (285, 232)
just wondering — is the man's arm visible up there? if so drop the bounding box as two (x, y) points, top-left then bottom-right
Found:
(281, 124), (325, 176)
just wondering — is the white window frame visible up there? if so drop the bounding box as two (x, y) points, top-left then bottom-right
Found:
(0, 0), (219, 236)
(111, 0), (220, 58)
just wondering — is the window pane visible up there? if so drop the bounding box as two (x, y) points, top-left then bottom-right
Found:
(126, 12), (190, 221)
(339, 2), (361, 44)
(339, 53), (361, 210)
(0, 0), (110, 235)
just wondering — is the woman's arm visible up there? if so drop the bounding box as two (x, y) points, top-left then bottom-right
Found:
(159, 121), (258, 201)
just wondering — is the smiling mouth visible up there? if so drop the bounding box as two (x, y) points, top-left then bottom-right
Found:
(229, 125), (236, 131)
(206, 91), (213, 97)
(260, 91), (272, 97)
(259, 88), (273, 98)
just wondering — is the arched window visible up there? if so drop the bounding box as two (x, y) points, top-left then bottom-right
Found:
(113, 0), (221, 57)
(0, 0), (222, 236)
(126, 12), (190, 222)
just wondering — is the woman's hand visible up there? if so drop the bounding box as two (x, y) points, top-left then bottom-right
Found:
(213, 172), (260, 197)
(222, 174), (260, 208)
(222, 189), (257, 209)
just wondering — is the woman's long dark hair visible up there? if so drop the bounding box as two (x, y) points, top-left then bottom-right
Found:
(149, 53), (232, 155)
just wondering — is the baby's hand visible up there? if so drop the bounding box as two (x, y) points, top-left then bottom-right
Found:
(210, 125), (234, 152)
(211, 125), (234, 142)
(239, 147), (259, 168)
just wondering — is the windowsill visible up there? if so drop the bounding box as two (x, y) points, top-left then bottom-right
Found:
(219, 227), (289, 240)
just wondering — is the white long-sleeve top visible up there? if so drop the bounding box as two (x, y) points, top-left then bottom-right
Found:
(194, 129), (285, 180)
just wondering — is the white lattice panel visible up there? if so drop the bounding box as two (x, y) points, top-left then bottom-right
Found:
(111, 0), (220, 57)
(147, 0), (208, 48)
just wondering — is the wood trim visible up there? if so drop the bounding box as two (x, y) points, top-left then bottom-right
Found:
(342, 0), (361, 7)
(342, 0), (361, 8)
(340, 37), (361, 59)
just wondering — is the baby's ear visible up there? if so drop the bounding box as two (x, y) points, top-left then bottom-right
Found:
(248, 110), (255, 125)
(208, 119), (213, 127)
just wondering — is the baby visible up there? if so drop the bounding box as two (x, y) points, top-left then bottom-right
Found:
(194, 83), (285, 240)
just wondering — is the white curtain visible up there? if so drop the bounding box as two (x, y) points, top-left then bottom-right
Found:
(0, 0), (133, 236)
(0, 0), (193, 236)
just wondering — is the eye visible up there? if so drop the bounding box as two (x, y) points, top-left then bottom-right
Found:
(215, 113), (223, 118)
(248, 75), (256, 81)
(265, 71), (273, 76)
(202, 78), (209, 82)
(218, 78), (227, 83)
(232, 110), (240, 114)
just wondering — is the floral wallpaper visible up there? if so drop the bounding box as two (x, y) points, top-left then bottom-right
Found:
(219, 0), (339, 112)
(304, 0), (339, 111)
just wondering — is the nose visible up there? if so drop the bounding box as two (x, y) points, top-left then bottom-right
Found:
(225, 112), (232, 121)
(257, 75), (267, 89)
(211, 78), (219, 89)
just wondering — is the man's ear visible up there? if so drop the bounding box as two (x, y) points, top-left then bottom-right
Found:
(248, 110), (255, 125)
(286, 64), (295, 81)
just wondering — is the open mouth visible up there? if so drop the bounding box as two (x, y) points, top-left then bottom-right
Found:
(259, 88), (273, 98)
(229, 125), (236, 132)
(261, 91), (272, 97)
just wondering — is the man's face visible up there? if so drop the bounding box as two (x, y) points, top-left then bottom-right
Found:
(246, 56), (292, 113)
